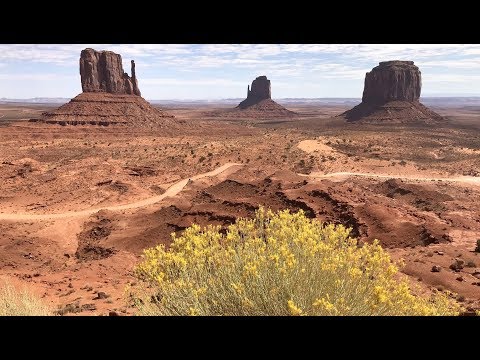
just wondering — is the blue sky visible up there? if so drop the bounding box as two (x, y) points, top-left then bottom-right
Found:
(1, 44), (480, 99)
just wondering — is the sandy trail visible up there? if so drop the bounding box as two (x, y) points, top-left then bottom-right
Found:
(302, 171), (480, 185)
(2, 162), (478, 222)
(297, 139), (335, 154)
(0, 163), (243, 221)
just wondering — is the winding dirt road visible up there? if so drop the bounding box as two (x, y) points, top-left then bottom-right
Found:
(1, 162), (478, 222)
(302, 171), (480, 185)
(0, 163), (243, 221)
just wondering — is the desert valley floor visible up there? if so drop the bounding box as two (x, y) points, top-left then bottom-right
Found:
(0, 102), (479, 315)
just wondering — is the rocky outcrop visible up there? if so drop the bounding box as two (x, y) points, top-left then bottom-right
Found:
(342, 60), (444, 124)
(238, 76), (272, 109)
(362, 61), (421, 104)
(80, 48), (141, 96)
(32, 93), (174, 127)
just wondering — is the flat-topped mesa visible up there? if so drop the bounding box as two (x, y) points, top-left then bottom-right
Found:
(80, 48), (141, 96)
(341, 60), (444, 124)
(362, 60), (421, 104)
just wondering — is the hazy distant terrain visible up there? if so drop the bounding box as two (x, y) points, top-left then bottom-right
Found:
(4, 97), (480, 108)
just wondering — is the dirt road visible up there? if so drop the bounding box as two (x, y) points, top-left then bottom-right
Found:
(302, 171), (480, 185)
(2, 163), (478, 222)
(0, 163), (243, 221)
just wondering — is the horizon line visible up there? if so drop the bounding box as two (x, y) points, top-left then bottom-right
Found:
(3, 95), (480, 102)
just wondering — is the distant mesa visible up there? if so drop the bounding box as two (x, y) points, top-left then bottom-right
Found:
(211, 75), (297, 118)
(32, 48), (174, 127)
(341, 61), (444, 124)
(238, 75), (271, 109)
(203, 75), (297, 119)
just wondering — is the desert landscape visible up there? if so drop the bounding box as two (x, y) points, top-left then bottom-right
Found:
(0, 47), (479, 316)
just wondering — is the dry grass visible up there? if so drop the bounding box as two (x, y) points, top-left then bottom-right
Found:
(0, 281), (52, 316)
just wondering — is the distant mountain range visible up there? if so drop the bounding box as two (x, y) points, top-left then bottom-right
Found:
(0, 97), (71, 104)
(2, 97), (480, 108)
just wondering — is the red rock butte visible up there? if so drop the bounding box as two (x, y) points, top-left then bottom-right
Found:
(32, 48), (174, 127)
(342, 60), (444, 124)
(234, 76), (297, 118)
(238, 75), (271, 108)
(80, 48), (141, 96)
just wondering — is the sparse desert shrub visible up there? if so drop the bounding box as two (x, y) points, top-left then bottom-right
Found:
(475, 239), (480, 253)
(0, 281), (52, 316)
(466, 260), (476, 268)
(131, 208), (461, 316)
(17, 163), (33, 178)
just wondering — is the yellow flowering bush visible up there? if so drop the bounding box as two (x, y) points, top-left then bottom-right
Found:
(131, 208), (461, 316)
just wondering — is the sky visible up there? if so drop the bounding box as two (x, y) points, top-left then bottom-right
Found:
(0, 44), (480, 100)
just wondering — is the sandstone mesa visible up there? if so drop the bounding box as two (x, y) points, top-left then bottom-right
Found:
(342, 60), (444, 124)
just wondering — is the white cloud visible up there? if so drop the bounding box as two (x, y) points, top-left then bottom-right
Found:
(142, 78), (246, 86)
(2, 44), (480, 72)
(423, 73), (480, 83)
(0, 73), (77, 81)
(1, 44), (480, 98)
(418, 59), (480, 69)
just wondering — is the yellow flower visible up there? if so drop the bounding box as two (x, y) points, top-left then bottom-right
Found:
(374, 286), (389, 304)
(242, 298), (255, 308)
(348, 268), (362, 278)
(189, 307), (199, 316)
(313, 297), (337, 314)
(287, 300), (303, 316)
